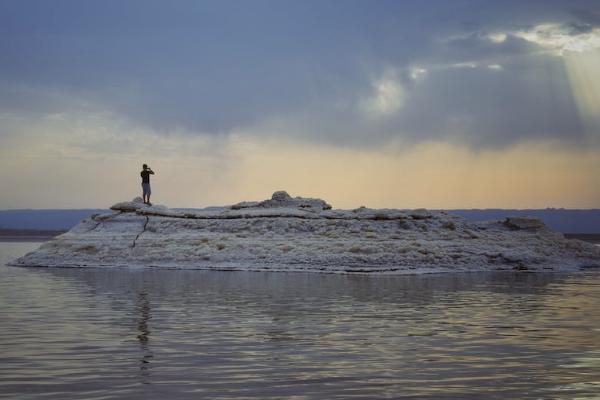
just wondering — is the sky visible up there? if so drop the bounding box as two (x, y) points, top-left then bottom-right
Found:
(1, 0), (599, 209)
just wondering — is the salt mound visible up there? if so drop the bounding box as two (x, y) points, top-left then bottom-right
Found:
(11, 191), (600, 274)
(504, 216), (546, 230)
(231, 191), (332, 210)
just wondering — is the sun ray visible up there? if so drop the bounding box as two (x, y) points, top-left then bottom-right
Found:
(563, 50), (600, 140)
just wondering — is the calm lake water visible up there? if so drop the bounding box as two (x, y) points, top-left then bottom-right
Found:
(1, 242), (600, 399)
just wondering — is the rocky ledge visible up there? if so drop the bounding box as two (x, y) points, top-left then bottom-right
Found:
(11, 191), (600, 274)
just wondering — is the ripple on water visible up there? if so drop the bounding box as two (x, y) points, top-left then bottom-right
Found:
(1, 242), (600, 399)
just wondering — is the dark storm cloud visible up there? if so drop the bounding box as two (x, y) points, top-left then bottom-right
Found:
(0, 0), (599, 147)
(393, 59), (584, 147)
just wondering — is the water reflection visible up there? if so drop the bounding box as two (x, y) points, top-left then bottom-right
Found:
(1, 243), (600, 399)
(136, 290), (153, 378)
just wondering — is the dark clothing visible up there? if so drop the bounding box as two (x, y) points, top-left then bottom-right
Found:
(142, 182), (151, 196)
(141, 169), (154, 183)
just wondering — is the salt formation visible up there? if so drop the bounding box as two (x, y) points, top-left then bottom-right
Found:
(12, 191), (600, 274)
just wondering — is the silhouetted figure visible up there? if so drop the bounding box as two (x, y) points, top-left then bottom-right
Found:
(140, 164), (155, 205)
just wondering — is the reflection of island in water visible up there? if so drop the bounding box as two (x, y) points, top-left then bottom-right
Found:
(20, 266), (600, 397)
(33, 267), (600, 355)
(136, 290), (153, 376)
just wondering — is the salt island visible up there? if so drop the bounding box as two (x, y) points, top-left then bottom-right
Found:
(12, 191), (600, 273)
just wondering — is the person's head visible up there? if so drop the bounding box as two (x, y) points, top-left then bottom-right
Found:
(143, 164), (148, 170)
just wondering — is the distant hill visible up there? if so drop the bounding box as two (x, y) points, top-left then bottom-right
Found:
(0, 208), (599, 233)
(0, 209), (106, 230)
(448, 209), (600, 234)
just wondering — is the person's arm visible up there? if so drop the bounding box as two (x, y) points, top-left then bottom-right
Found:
(149, 169), (155, 175)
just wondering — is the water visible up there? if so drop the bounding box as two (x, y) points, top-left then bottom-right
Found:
(1, 242), (600, 399)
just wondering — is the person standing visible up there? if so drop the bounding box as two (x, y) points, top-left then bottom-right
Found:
(140, 164), (155, 205)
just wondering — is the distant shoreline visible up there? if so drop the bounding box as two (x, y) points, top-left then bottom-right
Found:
(564, 234), (600, 244)
(0, 229), (67, 242)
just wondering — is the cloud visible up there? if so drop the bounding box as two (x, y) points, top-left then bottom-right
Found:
(409, 67), (428, 81)
(0, 0), (599, 153)
(450, 62), (478, 69)
(488, 33), (508, 44)
(359, 70), (406, 118)
(512, 23), (600, 55)
(2, 1), (600, 208)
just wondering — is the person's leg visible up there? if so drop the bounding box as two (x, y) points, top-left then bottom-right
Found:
(142, 183), (149, 203)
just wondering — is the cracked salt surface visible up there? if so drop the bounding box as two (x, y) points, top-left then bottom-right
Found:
(11, 191), (600, 273)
